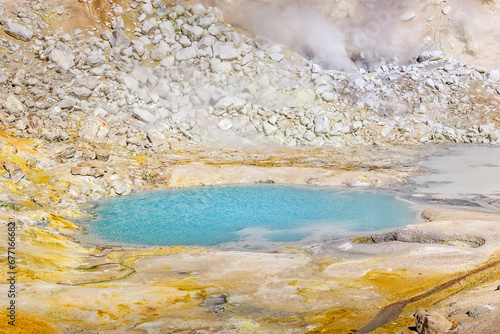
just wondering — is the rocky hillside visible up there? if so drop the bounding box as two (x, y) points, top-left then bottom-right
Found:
(0, 0), (499, 159)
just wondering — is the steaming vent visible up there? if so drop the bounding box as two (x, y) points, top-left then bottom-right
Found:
(219, 0), (497, 72)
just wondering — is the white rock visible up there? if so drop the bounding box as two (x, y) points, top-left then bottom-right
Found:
(179, 35), (192, 47)
(79, 116), (108, 139)
(152, 79), (170, 98)
(269, 53), (284, 61)
(215, 96), (246, 111)
(267, 44), (282, 53)
(303, 130), (317, 142)
(187, 25), (204, 41)
(218, 118), (233, 131)
(123, 76), (140, 91)
(314, 115), (330, 134)
(147, 129), (168, 150)
(86, 51), (106, 67)
(3, 95), (24, 114)
(72, 87), (92, 100)
(338, 242), (353, 250)
(150, 49), (168, 61)
(109, 29), (130, 49)
(3, 20), (33, 42)
(160, 57), (175, 67)
(112, 17), (125, 30)
(142, 17), (158, 34)
(400, 12), (416, 22)
(100, 30), (112, 40)
(354, 77), (365, 88)
(191, 4), (205, 16)
(417, 50), (444, 62)
(140, 3), (154, 15)
(486, 69), (500, 82)
(159, 21), (175, 39)
(133, 108), (158, 124)
(321, 92), (336, 102)
(479, 124), (495, 133)
(219, 44), (240, 61)
(49, 49), (74, 70)
(351, 121), (363, 132)
(263, 122), (277, 135)
(442, 6), (452, 15)
(111, 179), (131, 196)
(75, 77), (99, 90)
(424, 79), (435, 88)
(175, 46), (197, 60)
(132, 40), (146, 56)
(211, 60), (232, 73)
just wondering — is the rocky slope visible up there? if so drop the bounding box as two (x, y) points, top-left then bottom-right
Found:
(1, 0), (500, 156)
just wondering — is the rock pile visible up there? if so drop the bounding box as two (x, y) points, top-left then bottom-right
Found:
(0, 0), (499, 156)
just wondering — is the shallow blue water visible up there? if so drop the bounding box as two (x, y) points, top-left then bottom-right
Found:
(87, 185), (416, 248)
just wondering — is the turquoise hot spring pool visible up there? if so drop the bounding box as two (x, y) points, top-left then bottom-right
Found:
(86, 184), (417, 249)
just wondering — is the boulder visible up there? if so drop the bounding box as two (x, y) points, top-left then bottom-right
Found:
(109, 29), (130, 50)
(140, 3), (154, 14)
(175, 46), (197, 61)
(79, 116), (109, 140)
(263, 122), (277, 135)
(215, 96), (246, 112)
(303, 130), (317, 141)
(2, 20), (33, 42)
(159, 21), (175, 39)
(96, 150), (110, 161)
(400, 12), (416, 22)
(142, 17), (158, 34)
(111, 179), (131, 196)
(49, 49), (74, 70)
(72, 87), (93, 100)
(414, 309), (454, 334)
(74, 77), (99, 91)
(487, 69), (500, 82)
(152, 79), (170, 99)
(71, 160), (106, 178)
(100, 30), (112, 40)
(467, 305), (492, 318)
(3, 95), (24, 114)
(417, 51), (444, 63)
(1, 161), (26, 182)
(218, 44), (240, 61)
(147, 129), (169, 151)
(133, 108), (158, 124)
(314, 115), (330, 134)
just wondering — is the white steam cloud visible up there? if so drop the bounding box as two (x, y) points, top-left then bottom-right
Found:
(213, 0), (500, 71)
(217, 0), (413, 71)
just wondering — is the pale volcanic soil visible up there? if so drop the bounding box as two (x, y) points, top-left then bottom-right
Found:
(0, 0), (500, 333)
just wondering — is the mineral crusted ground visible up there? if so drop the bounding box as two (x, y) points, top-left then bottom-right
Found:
(1, 0), (500, 333)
